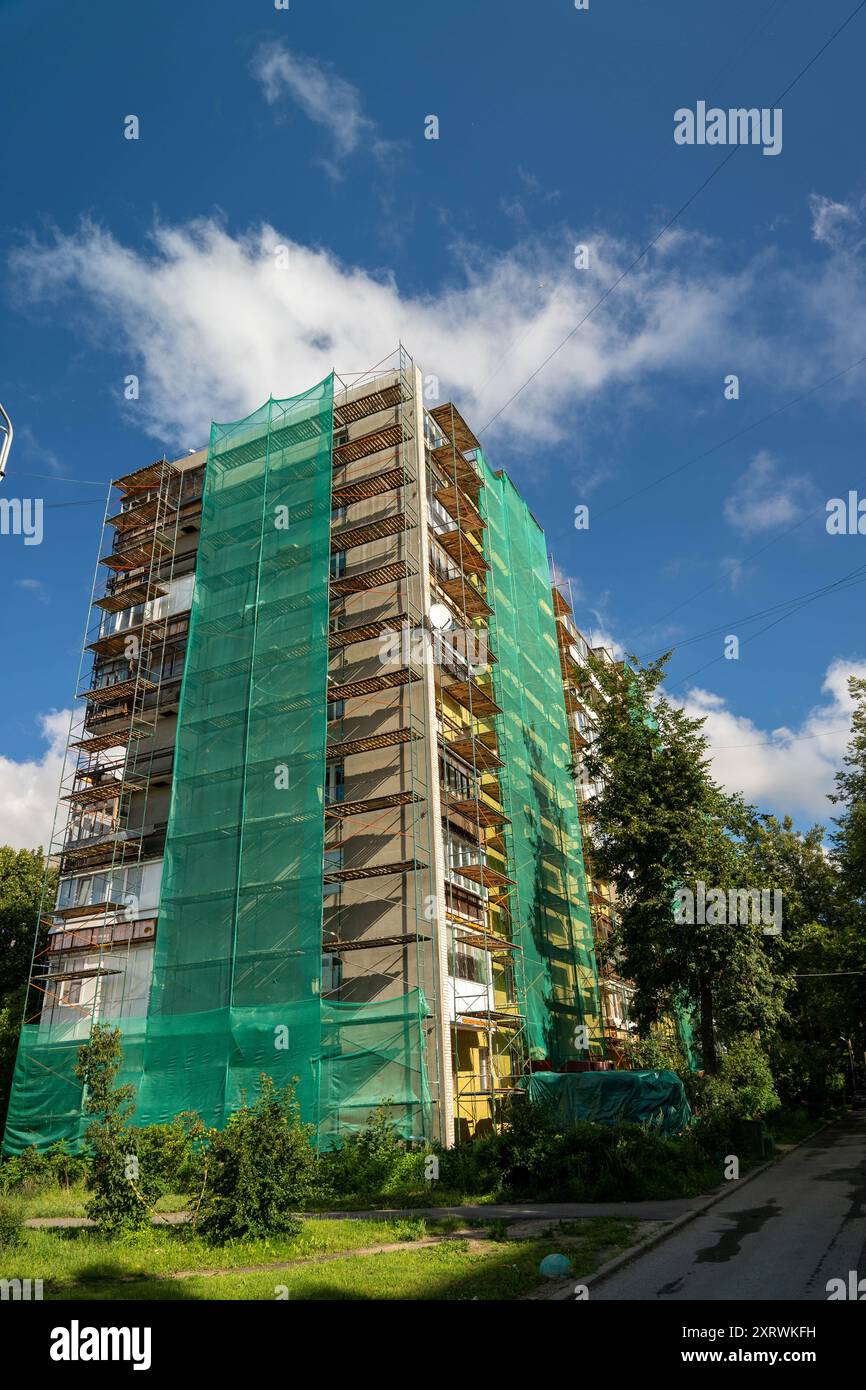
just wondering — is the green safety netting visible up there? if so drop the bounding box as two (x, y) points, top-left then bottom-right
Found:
(478, 456), (604, 1064)
(675, 1004), (703, 1072)
(525, 1068), (692, 1134)
(3, 375), (430, 1153)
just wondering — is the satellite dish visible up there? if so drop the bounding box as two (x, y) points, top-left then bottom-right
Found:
(429, 602), (452, 631)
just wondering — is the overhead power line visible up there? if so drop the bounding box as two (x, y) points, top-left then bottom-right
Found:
(668, 558), (866, 691)
(478, 0), (866, 435)
(597, 354), (866, 522)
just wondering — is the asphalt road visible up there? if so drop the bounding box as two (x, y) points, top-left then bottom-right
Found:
(594, 1113), (866, 1300)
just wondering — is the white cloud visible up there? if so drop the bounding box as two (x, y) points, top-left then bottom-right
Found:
(15, 578), (48, 604)
(683, 657), (866, 823)
(809, 194), (864, 252)
(11, 186), (866, 474)
(9, 216), (770, 452)
(723, 448), (817, 536)
(0, 711), (68, 851)
(251, 44), (392, 176)
(589, 629), (625, 661)
(572, 604), (860, 821)
(719, 554), (750, 590)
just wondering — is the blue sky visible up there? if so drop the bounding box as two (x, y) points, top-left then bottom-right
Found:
(2, 0), (866, 844)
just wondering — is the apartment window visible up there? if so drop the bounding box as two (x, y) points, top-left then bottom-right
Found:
(330, 551), (346, 579)
(448, 932), (491, 986)
(115, 602), (144, 634)
(97, 943), (154, 1019)
(323, 844), (343, 897)
(157, 648), (185, 681)
(327, 699), (345, 722)
(91, 657), (130, 690)
(57, 864), (144, 915)
(439, 754), (472, 800)
(325, 763), (345, 805)
(428, 496), (452, 535)
(423, 414), (445, 450)
(447, 830), (481, 871)
(321, 952), (343, 995)
(431, 541), (459, 582)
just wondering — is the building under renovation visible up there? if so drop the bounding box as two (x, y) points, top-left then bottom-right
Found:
(4, 347), (635, 1154)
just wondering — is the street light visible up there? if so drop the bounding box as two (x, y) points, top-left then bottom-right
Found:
(0, 401), (11, 481)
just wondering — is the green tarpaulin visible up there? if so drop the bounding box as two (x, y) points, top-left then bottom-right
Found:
(525, 1069), (691, 1134)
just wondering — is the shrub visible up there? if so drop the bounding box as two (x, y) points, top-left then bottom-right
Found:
(74, 1023), (159, 1236)
(135, 1115), (206, 1196)
(0, 1142), (88, 1195)
(197, 1076), (316, 1244)
(438, 1099), (716, 1203)
(718, 1036), (780, 1119)
(44, 1141), (88, 1191)
(318, 1106), (433, 1203)
(0, 1197), (23, 1249)
(687, 1036), (780, 1159)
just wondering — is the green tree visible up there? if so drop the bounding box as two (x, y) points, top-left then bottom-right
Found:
(0, 846), (54, 1131)
(577, 652), (789, 1073)
(831, 675), (866, 903)
(73, 1023), (156, 1234)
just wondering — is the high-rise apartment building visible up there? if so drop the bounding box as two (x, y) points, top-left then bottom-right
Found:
(4, 348), (614, 1155)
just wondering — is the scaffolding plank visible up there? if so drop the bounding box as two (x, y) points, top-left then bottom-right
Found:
(429, 404), (480, 453)
(552, 586), (573, 618)
(327, 667), (416, 702)
(328, 612), (409, 650)
(62, 779), (143, 806)
(326, 727), (421, 761)
(71, 723), (153, 753)
(435, 529), (489, 574)
(437, 574), (491, 617)
(443, 677), (501, 718)
(331, 466), (408, 508)
(51, 899), (125, 921)
(94, 579), (167, 612)
(429, 446), (482, 496)
(454, 929), (520, 953)
(112, 460), (173, 492)
(433, 484), (485, 535)
(445, 798), (510, 827)
(330, 559), (413, 596)
(445, 735), (503, 771)
(106, 495), (163, 530)
(333, 423), (406, 467)
(325, 790), (423, 819)
(456, 862), (515, 889)
(324, 858), (426, 883)
(78, 676), (157, 704)
(331, 510), (409, 553)
(333, 381), (406, 428)
(323, 931), (430, 952)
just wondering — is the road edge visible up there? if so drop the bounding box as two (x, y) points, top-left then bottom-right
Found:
(539, 1115), (838, 1301)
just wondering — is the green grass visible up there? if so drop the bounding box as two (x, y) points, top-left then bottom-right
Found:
(768, 1107), (840, 1147)
(10, 1183), (189, 1220)
(0, 1214), (637, 1301)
